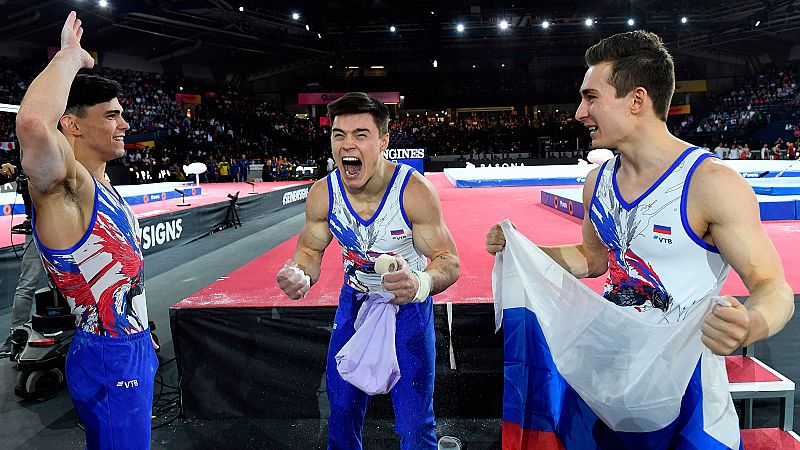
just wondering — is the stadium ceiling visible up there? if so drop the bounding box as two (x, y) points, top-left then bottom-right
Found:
(2, 0), (800, 74)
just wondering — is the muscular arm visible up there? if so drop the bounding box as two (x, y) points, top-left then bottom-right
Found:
(487, 166), (607, 279)
(693, 160), (794, 350)
(403, 172), (460, 295)
(485, 167), (608, 278)
(292, 180), (333, 285)
(16, 13), (93, 195)
(539, 167), (608, 278)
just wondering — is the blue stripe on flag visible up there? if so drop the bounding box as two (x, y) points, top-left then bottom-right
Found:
(502, 306), (742, 449)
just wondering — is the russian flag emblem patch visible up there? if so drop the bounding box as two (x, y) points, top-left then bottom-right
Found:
(653, 224), (672, 235)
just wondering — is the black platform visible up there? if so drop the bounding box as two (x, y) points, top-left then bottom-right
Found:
(170, 303), (504, 420)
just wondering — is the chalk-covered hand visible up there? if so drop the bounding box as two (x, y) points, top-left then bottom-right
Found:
(276, 259), (311, 300)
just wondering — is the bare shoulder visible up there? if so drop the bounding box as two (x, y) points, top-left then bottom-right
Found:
(690, 157), (758, 221)
(691, 157), (751, 197)
(582, 166), (602, 203)
(402, 170), (440, 220)
(305, 178), (330, 221)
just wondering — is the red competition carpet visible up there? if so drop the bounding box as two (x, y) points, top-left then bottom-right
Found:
(180, 172), (800, 309)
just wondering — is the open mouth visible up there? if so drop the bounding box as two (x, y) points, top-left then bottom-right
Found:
(113, 135), (125, 142)
(587, 125), (599, 139)
(341, 156), (362, 179)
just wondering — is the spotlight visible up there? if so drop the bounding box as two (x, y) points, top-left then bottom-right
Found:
(755, 20), (761, 27)
(456, 23), (465, 32)
(179, 86), (183, 91)
(472, 64), (476, 68)
(584, 18), (593, 27)
(389, 25), (396, 32)
(501, 63), (506, 68)
(305, 24), (310, 31)
(292, 12), (300, 20)
(98, 0), (108, 7)
(627, 18), (635, 26)
(433, 59), (438, 68)
(681, 16), (688, 24)
(318, 33), (322, 39)
(499, 20), (509, 30)
(238, 6), (243, 12)
(541, 20), (550, 29)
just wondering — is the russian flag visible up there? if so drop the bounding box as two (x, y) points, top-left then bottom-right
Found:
(390, 229), (404, 236)
(493, 221), (740, 450)
(653, 224), (671, 235)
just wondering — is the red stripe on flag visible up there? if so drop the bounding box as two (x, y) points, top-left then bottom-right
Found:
(502, 422), (565, 450)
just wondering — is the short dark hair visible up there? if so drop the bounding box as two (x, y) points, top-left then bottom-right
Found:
(327, 92), (389, 135)
(64, 74), (123, 117)
(584, 30), (674, 121)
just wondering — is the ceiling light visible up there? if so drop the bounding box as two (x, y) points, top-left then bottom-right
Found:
(389, 25), (396, 32)
(627, 18), (635, 26)
(456, 23), (465, 32)
(499, 20), (509, 30)
(292, 12), (300, 20)
(681, 16), (688, 24)
(542, 20), (550, 29)
(584, 18), (593, 27)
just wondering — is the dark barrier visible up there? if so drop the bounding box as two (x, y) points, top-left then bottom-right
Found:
(0, 184), (310, 310)
(134, 183), (309, 256)
(170, 302), (503, 419)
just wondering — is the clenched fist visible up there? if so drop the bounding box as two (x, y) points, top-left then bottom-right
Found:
(276, 259), (311, 300)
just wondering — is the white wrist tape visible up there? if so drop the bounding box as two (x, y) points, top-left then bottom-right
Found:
(411, 270), (432, 303)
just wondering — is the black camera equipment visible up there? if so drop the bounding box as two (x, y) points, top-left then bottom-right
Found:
(223, 192), (241, 229)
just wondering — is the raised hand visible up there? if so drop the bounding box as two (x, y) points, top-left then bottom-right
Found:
(61, 11), (94, 69)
